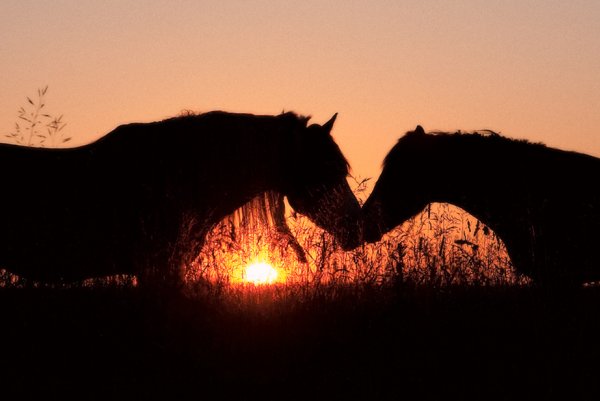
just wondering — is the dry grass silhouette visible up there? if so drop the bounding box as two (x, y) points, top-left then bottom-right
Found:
(183, 183), (526, 303)
(0, 182), (525, 292)
(5, 86), (70, 147)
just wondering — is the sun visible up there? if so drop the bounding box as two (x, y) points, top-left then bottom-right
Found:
(244, 261), (278, 285)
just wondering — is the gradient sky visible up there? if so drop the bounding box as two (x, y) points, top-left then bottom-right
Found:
(2, 1), (599, 190)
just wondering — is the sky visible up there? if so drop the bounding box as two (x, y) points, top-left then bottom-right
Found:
(2, 1), (599, 191)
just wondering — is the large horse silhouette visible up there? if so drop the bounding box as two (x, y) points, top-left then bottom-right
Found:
(362, 126), (600, 285)
(0, 111), (360, 283)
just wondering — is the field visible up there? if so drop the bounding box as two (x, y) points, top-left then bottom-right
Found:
(1, 284), (600, 400)
(0, 204), (598, 401)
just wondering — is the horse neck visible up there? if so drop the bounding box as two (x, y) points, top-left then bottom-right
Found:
(227, 126), (287, 195)
(187, 120), (288, 218)
(427, 141), (513, 229)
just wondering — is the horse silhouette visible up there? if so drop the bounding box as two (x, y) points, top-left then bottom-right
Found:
(0, 111), (360, 284)
(362, 125), (600, 285)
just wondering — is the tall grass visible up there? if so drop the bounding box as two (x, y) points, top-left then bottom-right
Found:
(4, 86), (70, 147)
(185, 183), (525, 302)
(0, 184), (524, 292)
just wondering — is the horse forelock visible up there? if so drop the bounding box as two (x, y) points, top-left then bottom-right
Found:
(230, 191), (283, 231)
(226, 190), (308, 262)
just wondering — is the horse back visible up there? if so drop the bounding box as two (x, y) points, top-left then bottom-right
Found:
(0, 131), (160, 281)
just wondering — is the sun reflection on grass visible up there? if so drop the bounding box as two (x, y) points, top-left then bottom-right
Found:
(244, 261), (279, 285)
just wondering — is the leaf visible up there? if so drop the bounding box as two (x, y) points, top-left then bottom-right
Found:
(42, 86), (48, 95)
(62, 137), (72, 143)
(27, 97), (34, 105)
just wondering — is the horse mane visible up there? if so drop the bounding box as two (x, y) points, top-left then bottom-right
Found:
(171, 110), (349, 172)
(172, 109), (311, 127)
(384, 127), (547, 168)
(226, 191), (307, 263)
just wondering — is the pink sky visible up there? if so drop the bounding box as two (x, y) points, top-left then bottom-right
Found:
(2, 1), (599, 189)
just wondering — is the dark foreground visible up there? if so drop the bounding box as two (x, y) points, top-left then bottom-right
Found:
(1, 284), (599, 400)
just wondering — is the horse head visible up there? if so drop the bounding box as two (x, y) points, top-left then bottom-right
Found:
(362, 125), (433, 243)
(282, 113), (361, 250)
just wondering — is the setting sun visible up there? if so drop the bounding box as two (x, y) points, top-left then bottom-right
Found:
(244, 262), (278, 285)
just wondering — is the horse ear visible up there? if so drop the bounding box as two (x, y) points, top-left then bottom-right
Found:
(322, 113), (338, 133)
(415, 125), (425, 135)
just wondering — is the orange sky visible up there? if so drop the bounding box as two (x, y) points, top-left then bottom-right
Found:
(2, 1), (599, 191)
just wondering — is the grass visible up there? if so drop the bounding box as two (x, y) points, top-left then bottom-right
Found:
(1, 284), (600, 400)
(189, 196), (525, 292)
(0, 201), (597, 400)
(0, 194), (594, 399)
(0, 175), (571, 399)
(5, 86), (70, 147)
(4, 185), (596, 399)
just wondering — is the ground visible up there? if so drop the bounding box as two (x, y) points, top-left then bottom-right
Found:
(0, 284), (599, 400)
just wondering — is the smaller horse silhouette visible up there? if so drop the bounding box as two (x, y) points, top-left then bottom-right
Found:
(362, 125), (600, 285)
(0, 111), (360, 285)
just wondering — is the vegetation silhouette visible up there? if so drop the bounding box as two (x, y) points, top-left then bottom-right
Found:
(5, 86), (69, 147)
(0, 111), (360, 285)
(362, 125), (600, 285)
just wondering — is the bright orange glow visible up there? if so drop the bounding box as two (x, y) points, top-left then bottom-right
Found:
(244, 262), (278, 285)
(189, 199), (522, 289)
